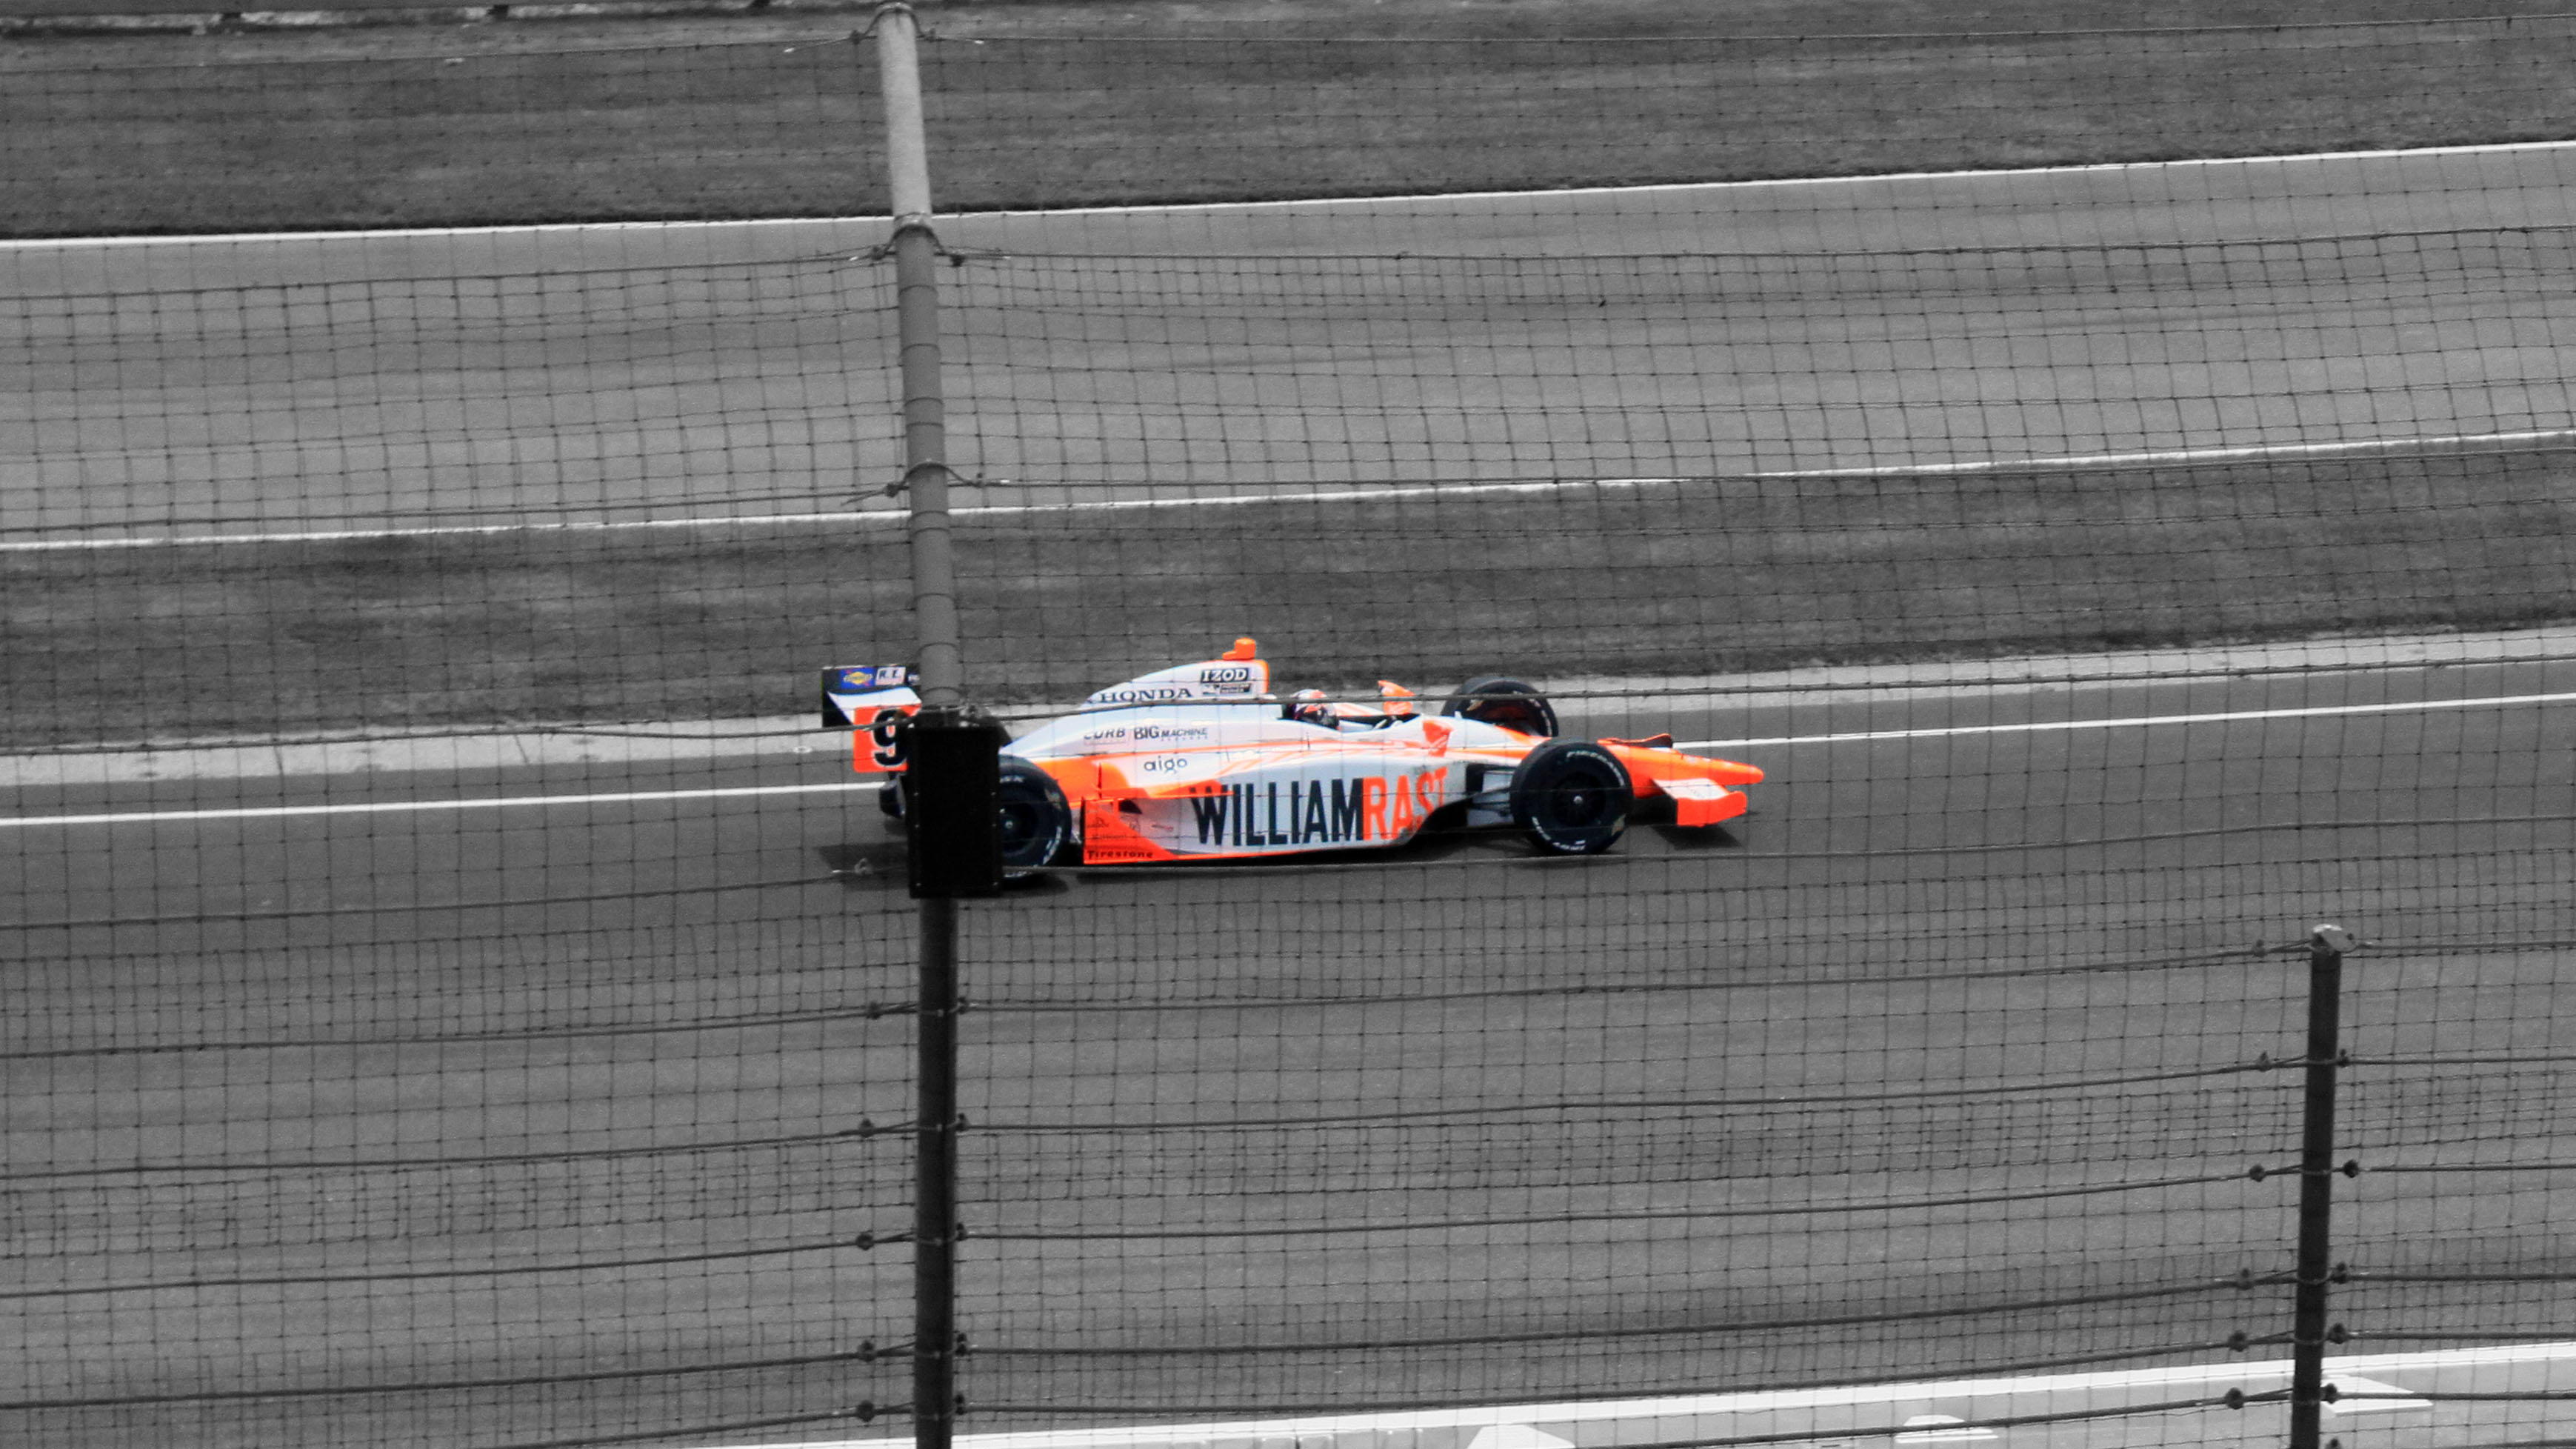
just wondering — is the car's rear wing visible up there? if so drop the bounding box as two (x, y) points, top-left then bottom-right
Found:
(821, 664), (921, 773)
(821, 636), (1267, 774)
(1078, 636), (1270, 710)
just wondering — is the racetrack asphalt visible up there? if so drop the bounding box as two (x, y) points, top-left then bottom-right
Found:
(13, 143), (2576, 536)
(7, 642), (2573, 1441)
(9, 146), (2576, 1443)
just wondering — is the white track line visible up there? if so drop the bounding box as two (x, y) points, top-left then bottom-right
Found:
(0, 780), (877, 829)
(13, 416), (2576, 551)
(915, 134), (2576, 216)
(6, 692), (2563, 830)
(0, 509), (909, 552)
(0, 478), (1690, 553)
(753, 1340), (2576, 1449)
(7, 138), (2569, 248)
(1681, 690), (2576, 750)
(1746, 426), (2576, 479)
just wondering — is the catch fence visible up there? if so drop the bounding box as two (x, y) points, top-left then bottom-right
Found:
(4, 6), (2574, 1449)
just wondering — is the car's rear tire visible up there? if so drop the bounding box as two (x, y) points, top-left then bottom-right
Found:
(1510, 739), (1630, 855)
(997, 759), (1073, 870)
(1442, 675), (1558, 737)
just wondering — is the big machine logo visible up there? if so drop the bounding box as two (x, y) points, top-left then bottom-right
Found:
(1189, 769), (1447, 849)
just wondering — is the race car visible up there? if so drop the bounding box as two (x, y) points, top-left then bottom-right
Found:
(820, 639), (1763, 868)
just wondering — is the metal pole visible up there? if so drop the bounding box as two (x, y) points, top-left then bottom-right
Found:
(912, 893), (960, 1449)
(2289, 923), (2353, 1449)
(873, 7), (962, 1448)
(877, 1), (962, 709)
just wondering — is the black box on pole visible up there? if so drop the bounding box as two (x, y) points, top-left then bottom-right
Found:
(904, 705), (1008, 899)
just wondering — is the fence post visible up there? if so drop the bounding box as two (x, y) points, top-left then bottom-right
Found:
(874, 1), (961, 710)
(2289, 923), (2355, 1449)
(872, 6), (964, 1449)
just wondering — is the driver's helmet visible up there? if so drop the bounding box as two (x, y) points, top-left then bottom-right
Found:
(1287, 688), (1340, 729)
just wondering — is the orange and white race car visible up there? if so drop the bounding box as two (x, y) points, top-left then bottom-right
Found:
(821, 639), (1763, 869)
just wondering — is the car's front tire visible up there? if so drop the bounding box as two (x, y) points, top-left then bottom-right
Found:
(1510, 739), (1630, 855)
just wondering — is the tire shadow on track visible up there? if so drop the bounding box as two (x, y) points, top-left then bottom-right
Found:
(829, 814), (1754, 892)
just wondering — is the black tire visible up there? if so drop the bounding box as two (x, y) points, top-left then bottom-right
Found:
(878, 778), (907, 820)
(1510, 739), (1631, 855)
(1441, 675), (1558, 737)
(996, 759), (1073, 871)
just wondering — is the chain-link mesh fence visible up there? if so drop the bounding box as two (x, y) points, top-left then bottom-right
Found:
(5, 6), (2574, 1447)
